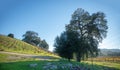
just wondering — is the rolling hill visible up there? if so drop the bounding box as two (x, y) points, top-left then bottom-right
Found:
(99, 49), (120, 56)
(0, 34), (56, 56)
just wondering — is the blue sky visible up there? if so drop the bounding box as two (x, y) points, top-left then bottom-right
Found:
(0, 0), (120, 51)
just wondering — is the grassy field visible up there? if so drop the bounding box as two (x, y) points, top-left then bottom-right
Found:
(0, 53), (120, 70)
(1, 59), (120, 70)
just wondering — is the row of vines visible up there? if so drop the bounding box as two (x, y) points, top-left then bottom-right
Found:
(0, 35), (56, 56)
(87, 56), (120, 63)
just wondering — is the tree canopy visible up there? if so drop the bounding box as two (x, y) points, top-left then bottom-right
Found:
(54, 8), (108, 62)
(39, 39), (49, 50)
(8, 33), (14, 38)
(22, 31), (49, 50)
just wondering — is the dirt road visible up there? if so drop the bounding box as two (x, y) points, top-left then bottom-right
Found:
(0, 51), (57, 60)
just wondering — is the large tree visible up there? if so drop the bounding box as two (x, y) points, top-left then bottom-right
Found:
(66, 8), (108, 62)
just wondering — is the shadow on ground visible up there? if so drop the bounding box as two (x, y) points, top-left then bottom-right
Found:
(0, 59), (119, 70)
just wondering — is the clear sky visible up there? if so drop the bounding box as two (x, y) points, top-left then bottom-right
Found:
(0, 0), (120, 51)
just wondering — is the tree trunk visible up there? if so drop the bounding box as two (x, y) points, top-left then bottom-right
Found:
(68, 58), (71, 62)
(76, 52), (82, 62)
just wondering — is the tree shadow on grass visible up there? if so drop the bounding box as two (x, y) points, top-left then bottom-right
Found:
(0, 60), (49, 70)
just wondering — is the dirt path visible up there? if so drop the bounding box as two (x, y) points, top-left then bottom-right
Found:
(0, 51), (56, 60)
(0, 51), (38, 56)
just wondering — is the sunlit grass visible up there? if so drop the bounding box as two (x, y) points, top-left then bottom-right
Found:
(0, 53), (8, 62)
(0, 53), (36, 63)
(83, 61), (120, 70)
(0, 35), (58, 57)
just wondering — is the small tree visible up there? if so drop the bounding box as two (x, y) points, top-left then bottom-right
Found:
(8, 33), (14, 38)
(22, 31), (39, 46)
(39, 40), (49, 50)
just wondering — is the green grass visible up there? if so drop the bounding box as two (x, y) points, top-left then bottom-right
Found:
(84, 61), (120, 70)
(1, 59), (120, 70)
(0, 53), (119, 70)
(0, 61), (44, 70)
(0, 53), (8, 62)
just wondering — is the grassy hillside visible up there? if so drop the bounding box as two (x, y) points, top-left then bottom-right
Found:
(0, 35), (56, 56)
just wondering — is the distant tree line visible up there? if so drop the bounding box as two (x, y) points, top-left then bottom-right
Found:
(22, 31), (49, 50)
(99, 49), (120, 57)
(54, 8), (108, 62)
(107, 52), (120, 56)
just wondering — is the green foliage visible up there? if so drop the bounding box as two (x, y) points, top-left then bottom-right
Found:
(54, 8), (108, 62)
(54, 31), (76, 61)
(22, 31), (40, 46)
(22, 31), (49, 50)
(8, 33), (14, 38)
(65, 8), (108, 62)
(39, 40), (49, 50)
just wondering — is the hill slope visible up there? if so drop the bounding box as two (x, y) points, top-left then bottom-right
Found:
(0, 35), (56, 56)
